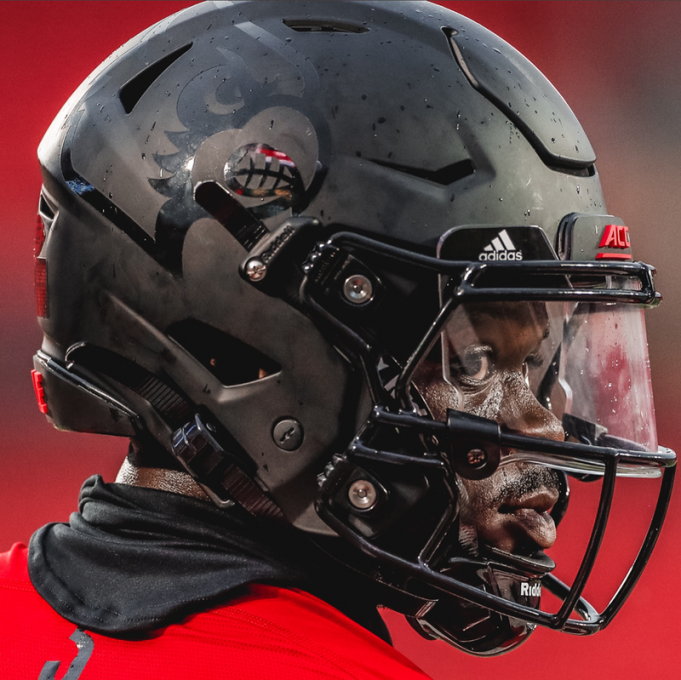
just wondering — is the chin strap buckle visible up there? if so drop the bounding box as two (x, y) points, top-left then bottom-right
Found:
(171, 414), (284, 519)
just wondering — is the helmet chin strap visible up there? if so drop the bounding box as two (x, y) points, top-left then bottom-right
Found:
(170, 413), (285, 519)
(115, 457), (211, 502)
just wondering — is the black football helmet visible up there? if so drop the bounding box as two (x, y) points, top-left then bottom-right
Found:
(33, 0), (675, 656)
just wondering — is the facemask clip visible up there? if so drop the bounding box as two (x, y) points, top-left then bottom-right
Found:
(447, 409), (502, 480)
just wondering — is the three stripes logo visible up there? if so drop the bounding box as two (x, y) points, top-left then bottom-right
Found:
(478, 229), (523, 261)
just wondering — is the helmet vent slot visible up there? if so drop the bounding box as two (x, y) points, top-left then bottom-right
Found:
(442, 26), (597, 170)
(35, 191), (55, 318)
(168, 319), (281, 387)
(547, 163), (596, 178)
(119, 42), (192, 114)
(38, 192), (56, 232)
(368, 158), (475, 187)
(282, 19), (369, 34)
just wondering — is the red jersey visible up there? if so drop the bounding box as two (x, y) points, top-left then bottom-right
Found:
(1, 543), (430, 680)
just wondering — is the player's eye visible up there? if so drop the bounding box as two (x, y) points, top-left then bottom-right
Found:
(522, 353), (544, 386)
(449, 347), (494, 383)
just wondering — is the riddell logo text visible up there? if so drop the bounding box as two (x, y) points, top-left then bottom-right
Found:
(520, 582), (542, 597)
(478, 229), (523, 261)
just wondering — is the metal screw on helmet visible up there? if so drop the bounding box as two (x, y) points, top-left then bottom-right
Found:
(272, 418), (304, 451)
(467, 448), (488, 467)
(343, 275), (373, 304)
(348, 479), (378, 509)
(245, 258), (267, 282)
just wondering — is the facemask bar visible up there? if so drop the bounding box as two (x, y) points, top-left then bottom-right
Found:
(317, 426), (674, 633)
(316, 402), (675, 634)
(301, 230), (675, 635)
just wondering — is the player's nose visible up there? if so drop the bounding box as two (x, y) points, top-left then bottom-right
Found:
(498, 371), (564, 442)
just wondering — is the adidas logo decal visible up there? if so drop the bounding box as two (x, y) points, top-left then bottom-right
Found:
(478, 229), (523, 261)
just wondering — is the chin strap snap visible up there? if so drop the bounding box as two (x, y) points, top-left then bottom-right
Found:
(171, 414), (284, 519)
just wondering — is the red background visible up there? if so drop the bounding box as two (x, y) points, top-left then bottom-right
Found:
(2, 2), (680, 678)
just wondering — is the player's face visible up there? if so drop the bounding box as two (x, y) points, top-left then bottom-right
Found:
(414, 301), (563, 556)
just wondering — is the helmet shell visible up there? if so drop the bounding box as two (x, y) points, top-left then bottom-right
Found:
(37, 0), (606, 531)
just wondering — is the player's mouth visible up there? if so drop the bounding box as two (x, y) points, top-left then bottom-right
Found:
(498, 487), (559, 552)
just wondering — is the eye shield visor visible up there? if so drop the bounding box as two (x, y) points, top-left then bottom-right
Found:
(392, 223), (671, 481)
(409, 280), (663, 480)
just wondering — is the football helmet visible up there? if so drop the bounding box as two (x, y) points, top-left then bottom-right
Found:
(33, 0), (675, 656)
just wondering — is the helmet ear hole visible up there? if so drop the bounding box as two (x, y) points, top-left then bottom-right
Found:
(167, 319), (280, 387)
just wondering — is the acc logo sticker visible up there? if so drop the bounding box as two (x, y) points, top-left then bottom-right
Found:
(597, 224), (632, 260)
